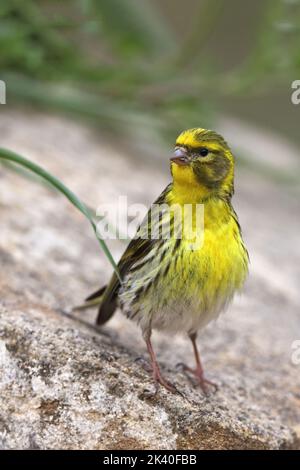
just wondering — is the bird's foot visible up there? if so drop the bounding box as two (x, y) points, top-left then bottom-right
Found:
(176, 362), (218, 395)
(140, 335), (186, 398)
(138, 359), (184, 398)
(152, 368), (181, 395)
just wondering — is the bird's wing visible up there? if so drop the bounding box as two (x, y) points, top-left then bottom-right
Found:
(96, 184), (172, 325)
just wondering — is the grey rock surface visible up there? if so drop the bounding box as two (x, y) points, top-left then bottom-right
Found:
(0, 110), (300, 449)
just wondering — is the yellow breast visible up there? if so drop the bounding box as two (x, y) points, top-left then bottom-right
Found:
(166, 190), (249, 322)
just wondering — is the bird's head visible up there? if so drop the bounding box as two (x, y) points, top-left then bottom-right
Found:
(170, 128), (234, 201)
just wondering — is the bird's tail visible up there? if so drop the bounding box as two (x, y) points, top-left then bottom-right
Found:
(72, 285), (106, 312)
(73, 280), (119, 326)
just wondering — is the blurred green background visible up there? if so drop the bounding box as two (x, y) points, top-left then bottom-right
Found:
(1, 0), (300, 178)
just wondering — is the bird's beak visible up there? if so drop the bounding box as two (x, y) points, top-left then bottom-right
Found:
(170, 147), (190, 166)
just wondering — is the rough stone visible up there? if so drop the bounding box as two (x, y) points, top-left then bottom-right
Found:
(0, 110), (299, 449)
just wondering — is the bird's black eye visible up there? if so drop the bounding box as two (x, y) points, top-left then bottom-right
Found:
(199, 147), (209, 157)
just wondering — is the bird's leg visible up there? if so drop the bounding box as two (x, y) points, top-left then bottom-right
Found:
(143, 330), (179, 395)
(178, 332), (218, 394)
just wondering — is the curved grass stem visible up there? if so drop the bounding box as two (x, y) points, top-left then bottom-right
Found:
(0, 147), (121, 281)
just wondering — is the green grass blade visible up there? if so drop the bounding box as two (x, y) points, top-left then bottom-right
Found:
(0, 147), (121, 280)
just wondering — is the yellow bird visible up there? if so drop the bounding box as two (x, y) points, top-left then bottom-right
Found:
(84, 128), (249, 394)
